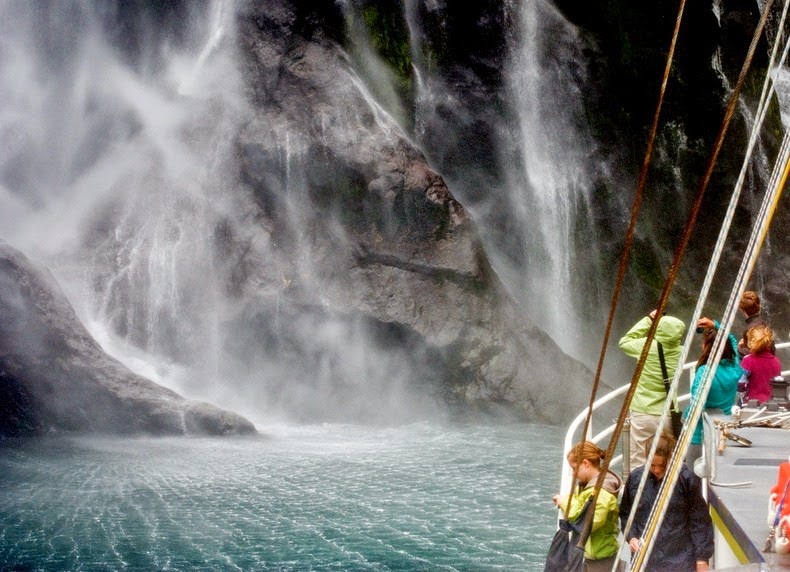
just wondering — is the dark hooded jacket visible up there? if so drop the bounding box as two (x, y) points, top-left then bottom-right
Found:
(620, 464), (713, 570)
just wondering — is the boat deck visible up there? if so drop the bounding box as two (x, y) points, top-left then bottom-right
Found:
(707, 414), (790, 571)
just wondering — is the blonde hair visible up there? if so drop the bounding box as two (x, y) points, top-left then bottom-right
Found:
(567, 441), (606, 468)
(747, 324), (774, 353)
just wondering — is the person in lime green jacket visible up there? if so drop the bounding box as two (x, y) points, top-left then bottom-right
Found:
(553, 441), (622, 572)
(619, 310), (686, 468)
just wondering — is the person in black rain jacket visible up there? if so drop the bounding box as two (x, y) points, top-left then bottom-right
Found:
(619, 433), (714, 571)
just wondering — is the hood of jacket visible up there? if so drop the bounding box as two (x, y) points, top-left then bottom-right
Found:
(654, 315), (686, 346)
(583, 469), (623, 496)
(602, 469), (622, 495)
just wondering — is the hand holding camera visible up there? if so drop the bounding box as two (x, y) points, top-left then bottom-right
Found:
(696, 316), (715, 334)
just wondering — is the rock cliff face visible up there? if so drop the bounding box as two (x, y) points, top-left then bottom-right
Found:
(222, 0), (597, 422)
(8, 0), (785, 434)
(0, 241), (257, 438)
(224, 0), (790, 422)
(0, 0), (600, 435)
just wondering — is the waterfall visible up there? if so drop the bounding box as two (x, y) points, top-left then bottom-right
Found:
(0, 0), (447, 423)
(710, 6), (778, 297)
(178, 0), (229, 96)
(338, 0), (410, 131)
(0, 0), (245, 396)
(502, 0), (600, 360)
(7, 0), (766, 422)
(398, 0), (604, 363)
(776, 68), (790, 127)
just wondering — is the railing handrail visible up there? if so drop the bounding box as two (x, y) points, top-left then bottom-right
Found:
(560, 340), (790, 495)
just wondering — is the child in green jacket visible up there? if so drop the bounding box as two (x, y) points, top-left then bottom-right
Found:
(553, 441), (623, 572)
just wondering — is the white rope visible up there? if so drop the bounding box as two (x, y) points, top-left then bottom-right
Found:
(635, 123), (790, 570)
(710, 480), (752, 488)
(618, 1), (790, 561)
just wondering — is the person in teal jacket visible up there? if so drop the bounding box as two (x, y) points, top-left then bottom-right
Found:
(619, 310), (686, 468)
(684, 320), (743, 468)
(553, 441), (622, 572)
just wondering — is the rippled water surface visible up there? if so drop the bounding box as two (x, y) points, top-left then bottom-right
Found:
(0, 422), (562, 571)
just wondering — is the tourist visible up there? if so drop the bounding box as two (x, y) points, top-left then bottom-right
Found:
(552, 441), (621, 572)
(619, 310), (686, 467)
(741, 324), (781, 404)
(620, 434), (713, 571)
(683, 320), (742, 468)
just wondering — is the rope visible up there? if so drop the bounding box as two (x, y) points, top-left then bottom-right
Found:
(636, 120), (790, 570)
(594, 0), (774, 548)
(565, 0), (688, 532)
(620, 0), (790, 553)
(631, 10), (786, 567)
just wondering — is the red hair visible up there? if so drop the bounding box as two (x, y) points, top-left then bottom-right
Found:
(567, 441), (606, 468)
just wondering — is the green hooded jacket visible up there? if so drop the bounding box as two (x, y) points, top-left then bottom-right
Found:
(619, 315), (687, 415)
(557, 470), (623, 561)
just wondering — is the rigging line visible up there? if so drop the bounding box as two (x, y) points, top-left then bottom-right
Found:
(638, 138), (790, 569)
(595, 0), (773, 544)
(566, 0), (688, 524)
(634, 126), (790, 570)
(619, 0), (790, 549)
(632, 1), (782, 563)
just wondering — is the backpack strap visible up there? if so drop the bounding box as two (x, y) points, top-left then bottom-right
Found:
(657, 342), (677, 412)
(657, 342), (670, 391)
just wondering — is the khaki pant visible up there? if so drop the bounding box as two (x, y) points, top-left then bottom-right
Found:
(629, 410), (663, 468)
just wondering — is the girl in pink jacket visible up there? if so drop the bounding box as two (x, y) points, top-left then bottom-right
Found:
(741, 325), (782, 404)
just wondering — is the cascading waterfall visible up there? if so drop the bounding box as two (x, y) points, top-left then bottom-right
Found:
(776, 68), (790, 126)
(0, 0), (447, 423)
(178, 0), (229, 96)
(2, 0), (770, 421)
(402, 0), (434, 143)
(340, 0), (410, 131)
(0, 0), (247, 398)
(503, 0), (600, 360)
(80, 0), (246, 394)
(399, 0), (605, 364)
(710, 4), (777, 297)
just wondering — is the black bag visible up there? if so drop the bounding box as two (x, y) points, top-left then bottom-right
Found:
(543, 499), (590, 572)
(668, 408), (683, 438)
(658, 342), (683, 438)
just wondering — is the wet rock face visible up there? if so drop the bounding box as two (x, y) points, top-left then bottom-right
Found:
(0, 241), (256, 438)
(228, 0), (598, 423)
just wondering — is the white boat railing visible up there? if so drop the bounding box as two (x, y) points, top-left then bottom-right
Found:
(560, 340), (790, 496)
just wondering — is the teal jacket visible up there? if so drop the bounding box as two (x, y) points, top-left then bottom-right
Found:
(557, 470), (622, 561)
(619, 315), (686, 415)
(684, 327), (743, 445)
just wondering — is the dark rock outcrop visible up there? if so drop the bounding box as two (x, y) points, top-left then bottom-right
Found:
(0, 241), (256, 438)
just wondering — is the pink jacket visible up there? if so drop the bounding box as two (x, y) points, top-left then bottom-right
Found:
(741, 351), (782, 403)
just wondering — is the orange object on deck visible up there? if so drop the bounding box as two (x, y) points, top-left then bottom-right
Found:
(771, 462), (790, 539)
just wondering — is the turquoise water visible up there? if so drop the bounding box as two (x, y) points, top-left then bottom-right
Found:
(0, 422), (562, 571)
